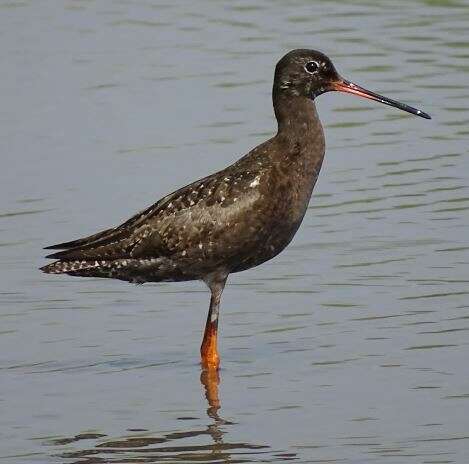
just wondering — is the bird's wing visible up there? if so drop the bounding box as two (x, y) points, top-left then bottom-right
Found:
(44, 187), (174, 253)
(44, 189), (187, 261)
(44, 228), (118, 250)
(44, 167), (261, 262)
(139, 168), (264, 259)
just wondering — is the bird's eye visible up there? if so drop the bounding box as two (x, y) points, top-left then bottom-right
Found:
(304, 61), (319, 74)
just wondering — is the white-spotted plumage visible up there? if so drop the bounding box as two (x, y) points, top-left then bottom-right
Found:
(40, 48), (430, 370)
(41, 49), (429, 365)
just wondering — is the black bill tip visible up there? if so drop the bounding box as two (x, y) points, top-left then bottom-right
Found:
(332, 79), (431, 120)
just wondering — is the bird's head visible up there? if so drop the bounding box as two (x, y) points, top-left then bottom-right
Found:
(274, 49), (430, 119)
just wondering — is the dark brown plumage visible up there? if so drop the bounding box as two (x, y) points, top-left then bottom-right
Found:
(41, 49), (430, 369)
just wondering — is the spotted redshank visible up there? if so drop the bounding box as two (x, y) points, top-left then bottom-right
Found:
(41, 49), (430, 370)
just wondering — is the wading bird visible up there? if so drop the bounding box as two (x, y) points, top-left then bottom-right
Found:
(41, 49), (430, 370)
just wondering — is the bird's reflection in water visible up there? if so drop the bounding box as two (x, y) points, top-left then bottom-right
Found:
(200, 368), (222, 420)
(51, 368), (288, 463)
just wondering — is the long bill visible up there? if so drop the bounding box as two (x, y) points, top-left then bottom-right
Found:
(331, 79), (431, 120)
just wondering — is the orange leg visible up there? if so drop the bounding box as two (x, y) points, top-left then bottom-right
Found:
(201, 305), (220, 370)
(200, 273), (227, 371)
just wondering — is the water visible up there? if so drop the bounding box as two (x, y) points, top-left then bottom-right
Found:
(1, 1), (469, 462)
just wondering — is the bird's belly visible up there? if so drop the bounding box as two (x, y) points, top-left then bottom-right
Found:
(230, 217), (302, 273)
(222, 177), (314, 273)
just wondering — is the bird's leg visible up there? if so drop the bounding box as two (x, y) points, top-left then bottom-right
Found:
(201, 273), (227, 371)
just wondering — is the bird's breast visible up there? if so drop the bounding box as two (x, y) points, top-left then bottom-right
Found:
(229, 155), (323, 273)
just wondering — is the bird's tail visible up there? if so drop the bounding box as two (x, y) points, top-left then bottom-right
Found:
(40, 257), (152, 283)
(40, 259), (108, 275)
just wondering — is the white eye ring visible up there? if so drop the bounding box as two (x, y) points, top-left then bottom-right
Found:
(304, 61), (319, 74)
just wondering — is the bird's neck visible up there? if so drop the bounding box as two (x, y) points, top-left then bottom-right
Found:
(268, 92), (326, 227)
(273, 92), (325, 163)
(273, 92), (324, 144)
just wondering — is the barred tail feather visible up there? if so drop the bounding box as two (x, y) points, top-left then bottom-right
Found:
(40, 259), (110, 275)
(40, 257), (167, 283)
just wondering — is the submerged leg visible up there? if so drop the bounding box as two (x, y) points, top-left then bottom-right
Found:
(200, 272), (227, 371)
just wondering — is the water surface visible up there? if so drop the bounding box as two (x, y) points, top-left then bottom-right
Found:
(1, 1), (469, 463)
